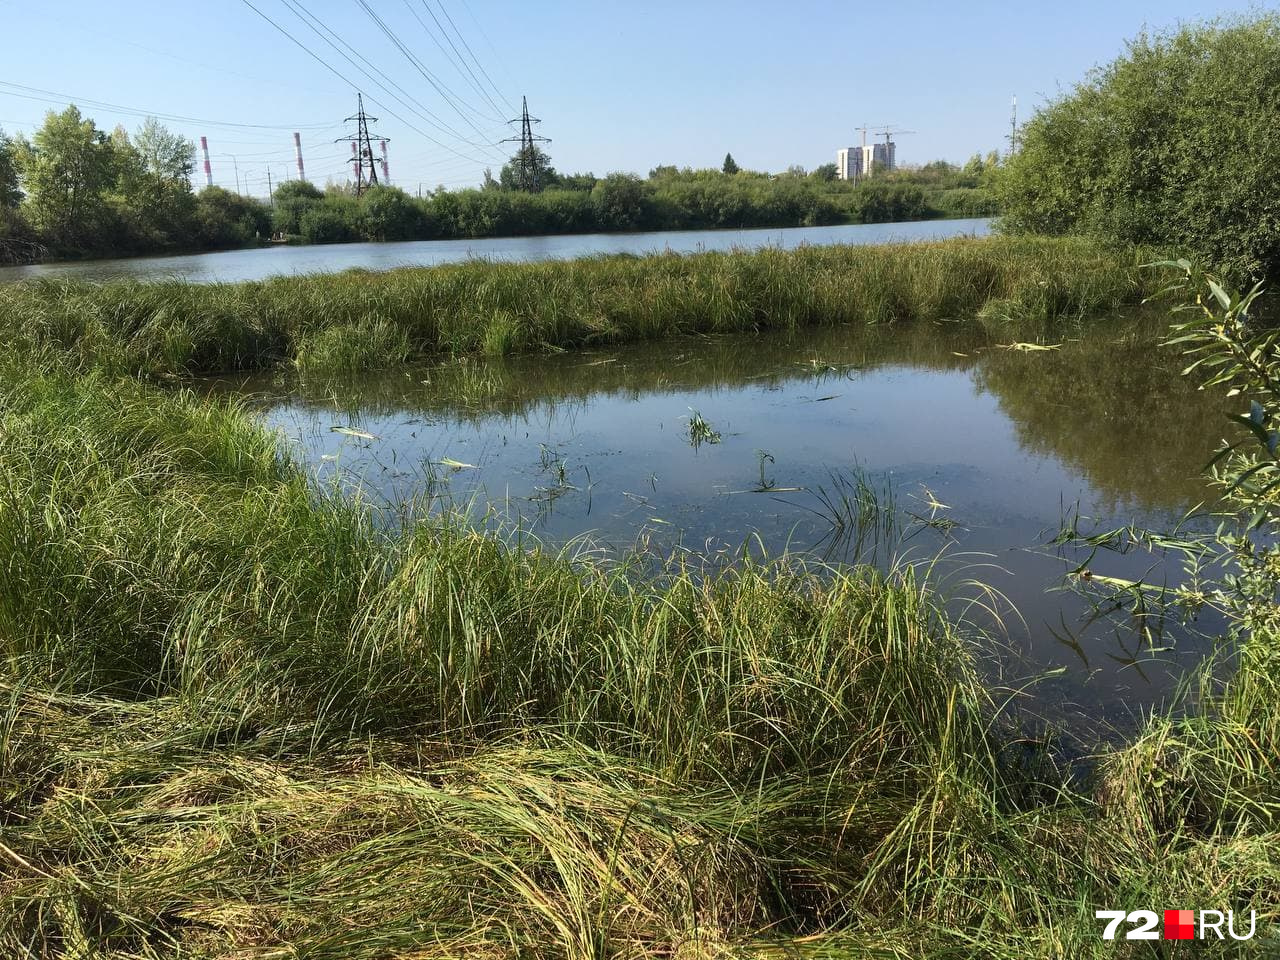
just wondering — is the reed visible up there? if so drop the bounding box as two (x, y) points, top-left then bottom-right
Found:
(0, 235), (1156, 379)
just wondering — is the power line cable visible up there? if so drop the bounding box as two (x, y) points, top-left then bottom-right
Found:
(431, 0), (516, 113)
(237, 0), (498, 168)
(0, 79), (334, 130)
(353, 0), (503, 146)
(457, 0), (520, 98)
(282, 0), (499, 153)
(403, 0), (504, 119)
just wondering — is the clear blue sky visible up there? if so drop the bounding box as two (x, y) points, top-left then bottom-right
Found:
(0, 1), (1255, 196)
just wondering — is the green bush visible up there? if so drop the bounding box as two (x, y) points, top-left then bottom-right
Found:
(1000, 13), (1280, 282)
(194, 186), (271, 249)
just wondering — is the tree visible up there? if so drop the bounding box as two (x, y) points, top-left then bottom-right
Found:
(133, 116), (195, 182)
(809, 163), (838, 183)
(722, 152), (739, 175)
(361, 185), (423, 241)
(194, 186), (270, 248)
(0, 129), (37, 264)
(0, 128), (20, 210)
(591, 173), (650, 229)
(271, 179), (323, 235)
(500, 145), (558, 192)
(1000, 13), (1280, 282)
(105, 121), (197, 251)
(17, 105), (117, 248)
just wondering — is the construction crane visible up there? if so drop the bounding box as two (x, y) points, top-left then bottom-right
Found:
(855, 122), (885, 148)
(875, 126), (916, 146)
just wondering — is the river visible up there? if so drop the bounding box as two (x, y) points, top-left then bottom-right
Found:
(0, 217), (991, 284)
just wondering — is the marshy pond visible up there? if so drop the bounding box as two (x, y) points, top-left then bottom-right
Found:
(211, 311), (1232, 731)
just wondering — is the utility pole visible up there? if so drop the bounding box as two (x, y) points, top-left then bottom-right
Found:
(500, 95), (551, 192)
(336, 93), (389, 197)
(266, 167), (273, 204)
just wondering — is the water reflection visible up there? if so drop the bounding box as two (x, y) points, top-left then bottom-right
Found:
(206, 312), (1232, 729)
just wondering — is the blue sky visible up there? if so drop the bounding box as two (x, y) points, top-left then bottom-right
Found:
(0, 1), (1256, 196)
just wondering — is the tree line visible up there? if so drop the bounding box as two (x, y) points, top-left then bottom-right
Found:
(0, 105), (1001, 264)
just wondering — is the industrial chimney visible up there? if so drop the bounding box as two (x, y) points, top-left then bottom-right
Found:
(200, 136), (212, 188)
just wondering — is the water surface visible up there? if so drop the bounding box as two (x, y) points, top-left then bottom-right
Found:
(210, 314), (1233, 731)
(0, 217), (990, 284)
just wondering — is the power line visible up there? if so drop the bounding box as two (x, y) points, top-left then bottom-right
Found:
(0, 78), (334, 131)
(237, 0), (499, 168)
(353, 0), (504, 146)
(431, 0), (516, 114)
(282, 0), (500, 154)
(403, 0), (504, 119)
(456, 0), (520, 101)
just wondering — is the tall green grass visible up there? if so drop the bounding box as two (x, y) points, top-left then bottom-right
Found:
(0, 235), (1154, 378)
(1, 357), (1276, 957)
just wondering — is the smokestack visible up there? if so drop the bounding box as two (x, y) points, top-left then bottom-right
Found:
(293, 132), (305, 182)
(200, 136), (212, 188)
(380, 141), (389, 184)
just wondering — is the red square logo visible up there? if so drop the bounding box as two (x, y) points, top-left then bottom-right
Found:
(1165, 909), (1195, 940)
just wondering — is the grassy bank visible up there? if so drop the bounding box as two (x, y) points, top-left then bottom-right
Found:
(0, 235), (1153, 378)
(1, 347), (1277, 957)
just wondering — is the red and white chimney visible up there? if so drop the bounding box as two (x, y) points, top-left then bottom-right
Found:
(200, 136), (212, 188)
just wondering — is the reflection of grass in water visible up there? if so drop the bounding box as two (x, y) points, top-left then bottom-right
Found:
(771, 467), (900, 566)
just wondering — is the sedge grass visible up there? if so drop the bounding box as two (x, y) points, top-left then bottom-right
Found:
(0, 235), (1157, 379)
(0, 354), (1277, 956)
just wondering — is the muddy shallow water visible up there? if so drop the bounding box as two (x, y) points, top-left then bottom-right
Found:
(209, 312), (1236, 731)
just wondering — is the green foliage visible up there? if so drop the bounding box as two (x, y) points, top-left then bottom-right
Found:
(16, 105), (117, 250)
(0, 127), (20, 210)
(107, 124), (198, 251)
(358, 185), (425, 241)
(294, 312), (411, 375)
(499, 144), (558, 192)
(1001, 13), (1280, 282)
(11, 108), (205, 257)
(722, 151), (739, 174)
(193, 185), (271, 249)
(590, 172), (651, 229)
(133, 115), (195, 181)
(0, 237), (1152, 378)
(1159, 262), (1280, 640)
(2, 275), (1280, 953)
(270, 178), (323, 235)
(299, 192), (362, 244)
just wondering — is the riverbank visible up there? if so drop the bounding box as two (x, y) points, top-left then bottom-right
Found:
(0, 234), (1152, 378)
(1, 354), (1276, 957)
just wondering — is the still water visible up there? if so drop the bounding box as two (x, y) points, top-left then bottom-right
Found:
(210, 312), (1233, 731)
(0, 217), (990, 284)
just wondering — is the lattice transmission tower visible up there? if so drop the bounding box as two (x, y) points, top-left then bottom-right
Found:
(336, 93), (389, 197)
(500, 95), (552, 192)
